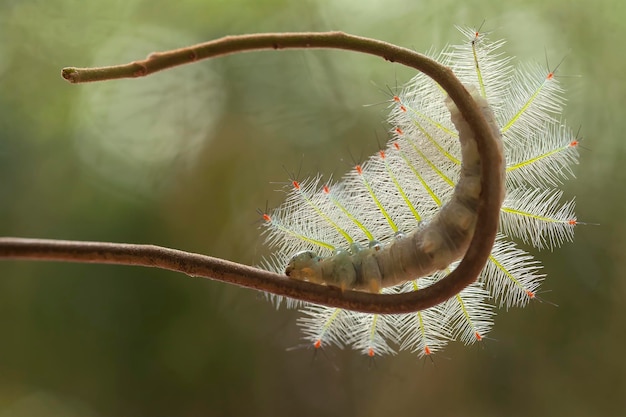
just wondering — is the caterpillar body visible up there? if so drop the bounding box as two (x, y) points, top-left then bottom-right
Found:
(261, 27), (579, 357)
(285, 88), (504, 292)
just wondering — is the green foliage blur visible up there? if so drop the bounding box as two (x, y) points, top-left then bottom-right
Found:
(0, 0), (623, 416)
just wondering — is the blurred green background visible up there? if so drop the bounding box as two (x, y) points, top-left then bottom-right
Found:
(0, 0), (623, 416)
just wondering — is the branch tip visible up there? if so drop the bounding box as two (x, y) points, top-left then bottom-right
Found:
(61, 67), (78, 83)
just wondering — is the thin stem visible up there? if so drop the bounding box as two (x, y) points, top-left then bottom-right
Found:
(62, 32), (447, 84)
(0, 32), (505, 314)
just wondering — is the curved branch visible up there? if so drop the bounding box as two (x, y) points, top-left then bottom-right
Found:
(0, 32), (505, 314)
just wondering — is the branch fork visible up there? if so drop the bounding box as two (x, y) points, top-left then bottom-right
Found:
(1, 32), (504, 314)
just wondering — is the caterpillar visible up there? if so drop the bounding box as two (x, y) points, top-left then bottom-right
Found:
(261, 26), (579, 357)
(284, 87), (504, 292)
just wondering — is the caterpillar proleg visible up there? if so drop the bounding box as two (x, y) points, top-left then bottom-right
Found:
(261, 27), (579, 357)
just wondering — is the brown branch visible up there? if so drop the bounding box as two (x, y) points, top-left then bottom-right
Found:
(63, 32), (450, 84)
(0, 32), (505, 314)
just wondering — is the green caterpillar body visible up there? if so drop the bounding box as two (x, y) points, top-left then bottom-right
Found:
(286, 88), (504, 292)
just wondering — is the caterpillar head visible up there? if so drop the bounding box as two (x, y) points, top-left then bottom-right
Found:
(285, 251), (322, 282)
(286, 249), (362, 291)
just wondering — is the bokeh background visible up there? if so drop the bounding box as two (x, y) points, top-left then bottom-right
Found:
(0, 1), (623, 416)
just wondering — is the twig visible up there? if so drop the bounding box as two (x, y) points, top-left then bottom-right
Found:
(0, 32), (504, 314)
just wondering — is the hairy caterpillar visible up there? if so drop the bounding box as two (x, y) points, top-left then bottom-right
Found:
(285, 88), (504, 292)
(261, 27), (579, 357)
